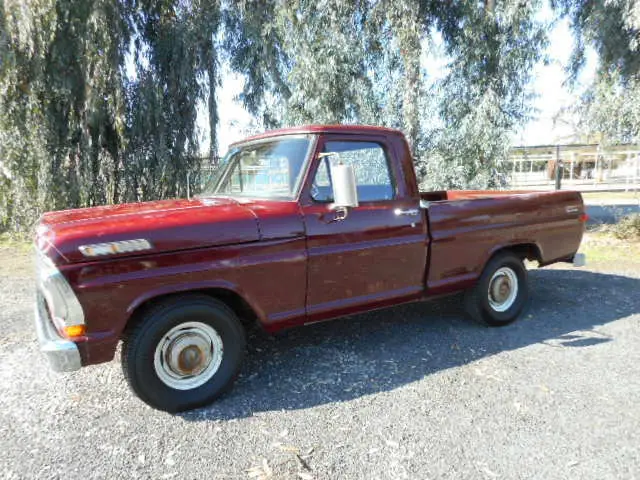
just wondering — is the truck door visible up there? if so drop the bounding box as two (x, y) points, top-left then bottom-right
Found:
(300, 134), (428, 323)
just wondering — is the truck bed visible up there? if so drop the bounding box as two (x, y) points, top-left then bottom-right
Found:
(420, 189), (556, 203)
(420, 189), (586, 295)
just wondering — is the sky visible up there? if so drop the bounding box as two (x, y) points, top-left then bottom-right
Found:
(202, 6), (598, 156)
(513, 14), (598, 146)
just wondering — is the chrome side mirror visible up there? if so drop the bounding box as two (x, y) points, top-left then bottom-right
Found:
(329, 163), (358, 221)
(330, 163), (358, 209)
(314, 152), (359, 222)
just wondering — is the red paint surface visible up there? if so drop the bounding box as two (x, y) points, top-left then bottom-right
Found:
(423, 190), (585, 294)
(37, 197), (260, 264)
(34, 125), (586, 367)
(231, 124), (405, 146)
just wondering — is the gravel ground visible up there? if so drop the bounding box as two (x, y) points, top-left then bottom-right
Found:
(1, 251), (639, 479)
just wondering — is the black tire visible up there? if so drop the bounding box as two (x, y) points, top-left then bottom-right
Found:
(464, 252), (529, 327)
(122, 294), (245, 412)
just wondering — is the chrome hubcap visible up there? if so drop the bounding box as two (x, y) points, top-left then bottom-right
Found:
(487, 267), (518, 312)
(153, 322), (223, 390)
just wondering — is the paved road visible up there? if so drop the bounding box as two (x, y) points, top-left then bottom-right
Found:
(1, 265), (639, 479)
(586, 203), (640, 224)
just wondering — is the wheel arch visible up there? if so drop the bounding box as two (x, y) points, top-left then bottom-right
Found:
(122, 284), (263, 338)
(485, 242), (543, 267)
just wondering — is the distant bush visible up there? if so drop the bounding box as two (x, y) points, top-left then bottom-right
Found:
(612, 214), (640, 240)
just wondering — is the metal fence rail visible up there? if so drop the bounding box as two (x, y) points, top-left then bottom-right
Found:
(508, 143), (640, 191)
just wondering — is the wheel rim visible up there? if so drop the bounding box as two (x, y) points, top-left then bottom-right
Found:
(153, 321), (223, 390)
(487, 267), (518, 312)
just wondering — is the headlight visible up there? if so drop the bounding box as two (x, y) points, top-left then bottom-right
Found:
(36, 250), (85, 337)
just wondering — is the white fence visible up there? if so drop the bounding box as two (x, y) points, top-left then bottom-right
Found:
(507, 144), (640, 191)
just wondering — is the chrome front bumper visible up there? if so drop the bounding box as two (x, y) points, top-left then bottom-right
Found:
(34, 293), (82, 372)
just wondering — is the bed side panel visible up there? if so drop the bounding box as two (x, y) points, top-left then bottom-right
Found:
(425, 191), (584, 295)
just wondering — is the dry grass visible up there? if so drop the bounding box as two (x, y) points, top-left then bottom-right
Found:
(578, 231), (640, 268)
(0, 234), (32, 278)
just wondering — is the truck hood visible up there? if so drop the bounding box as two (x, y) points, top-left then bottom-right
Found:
(36, 197), (261, 264)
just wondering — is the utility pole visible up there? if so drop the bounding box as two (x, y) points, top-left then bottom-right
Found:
(555, 145), (563, 190)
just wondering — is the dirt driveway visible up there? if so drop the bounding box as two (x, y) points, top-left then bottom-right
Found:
(1, 234), (639, 479)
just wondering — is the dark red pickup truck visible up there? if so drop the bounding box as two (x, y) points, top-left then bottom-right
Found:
(34, 125), (587, 411)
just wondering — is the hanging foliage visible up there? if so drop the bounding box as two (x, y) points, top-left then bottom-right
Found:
(556, 0), (640, 144)
(2, 0), (554, 233)
(0, 0), (222, 232)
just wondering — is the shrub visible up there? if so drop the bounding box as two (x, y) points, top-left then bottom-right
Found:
(612, 214), (640, 240)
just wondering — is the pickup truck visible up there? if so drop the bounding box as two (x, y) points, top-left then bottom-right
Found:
(34, 125), (587, 412)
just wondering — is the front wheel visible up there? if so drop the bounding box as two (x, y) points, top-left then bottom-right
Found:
(122, 295), (246, 412)
(464, 252), (529, 327)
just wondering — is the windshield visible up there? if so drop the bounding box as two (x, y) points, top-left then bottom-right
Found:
(204, 136), (312, 199)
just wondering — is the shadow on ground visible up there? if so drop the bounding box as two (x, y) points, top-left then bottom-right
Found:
(180, 268), (640, 421)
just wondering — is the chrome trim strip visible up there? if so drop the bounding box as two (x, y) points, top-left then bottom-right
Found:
(394, 208), (420, 216)
(79, 238), (152, 257)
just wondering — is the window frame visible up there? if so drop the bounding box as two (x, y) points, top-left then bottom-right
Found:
(205, 134), (317, 201)
(306, 137), (398, 205)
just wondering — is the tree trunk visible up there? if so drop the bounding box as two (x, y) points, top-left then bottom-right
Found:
(402, 42), (420, 153)
(208, 45), (219, 165)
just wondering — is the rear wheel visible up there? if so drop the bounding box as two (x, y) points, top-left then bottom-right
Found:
(464, 252), (529, 327)
(122, 295), (245, 412)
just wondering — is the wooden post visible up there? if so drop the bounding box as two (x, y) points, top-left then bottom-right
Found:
(555, 145), (563, 190)
(570, 152), (575, 184)
(594, 147), (599, 186)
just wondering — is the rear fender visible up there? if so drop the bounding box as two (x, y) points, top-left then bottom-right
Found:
(484, 242), (543, 267)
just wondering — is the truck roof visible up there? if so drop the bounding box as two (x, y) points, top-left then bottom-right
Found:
(231, 124), (404, 146)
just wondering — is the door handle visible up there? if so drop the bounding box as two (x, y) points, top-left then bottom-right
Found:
(320, 206), (350, 223)
(394, 208), (420, 217)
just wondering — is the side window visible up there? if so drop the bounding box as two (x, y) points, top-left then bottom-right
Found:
(311, 141), (395, 202)
(314, 158), (331, 187)
(308, 157), (333, 202)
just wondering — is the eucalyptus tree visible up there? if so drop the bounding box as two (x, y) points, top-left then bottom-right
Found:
(0, 0), (223, 231)
(223, 0), (291, 129)
(223, 1), (546, 189)
(123, 0), (222, 200)
(0, 0), (130, 230)
(1, 0), (553, 233)
(422, 0), (546, 189)
(555, 0), (640, 144)
(224, 0), (380, 127)
(580, 72), (640, 145)
(367, 0), (424, 149)
(277, 0), (381, 125)
(555, 0), (640, 80)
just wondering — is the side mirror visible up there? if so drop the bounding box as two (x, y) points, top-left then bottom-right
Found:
(330, 163), (359, 209)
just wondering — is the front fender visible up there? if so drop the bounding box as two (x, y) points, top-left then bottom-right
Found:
(125, 279), (267, 325)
